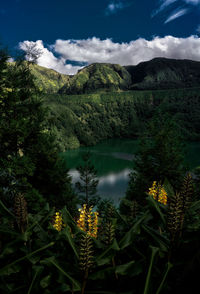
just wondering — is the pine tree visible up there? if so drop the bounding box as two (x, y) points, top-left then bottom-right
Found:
(124, 113), (186, 205)
(75, 152), (99, 207)
(0, 49), (76, 213)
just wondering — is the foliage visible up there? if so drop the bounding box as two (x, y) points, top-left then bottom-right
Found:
(0, 49), (77, 214)
(1, 48), (200, 294)
(75, 152), (99, 207)
(124, 114), (186, 205)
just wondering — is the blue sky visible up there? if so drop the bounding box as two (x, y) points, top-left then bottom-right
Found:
(1, 0), (200, 74)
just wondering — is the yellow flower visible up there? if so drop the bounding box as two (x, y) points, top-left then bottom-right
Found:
(53, 211), (63, 232)
(148, 181), (167, 205)
(77, 205), (99, 238)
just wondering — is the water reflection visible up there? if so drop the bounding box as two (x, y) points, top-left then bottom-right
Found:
(69, 168), (131, 205)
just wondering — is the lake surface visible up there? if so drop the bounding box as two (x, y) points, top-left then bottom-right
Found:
(62, 139), (200, 205)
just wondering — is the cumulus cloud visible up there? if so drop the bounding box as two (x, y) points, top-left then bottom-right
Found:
(19, 36), (200, 75)
(164, 8), (189, 23)
(19, 40), (83, 75)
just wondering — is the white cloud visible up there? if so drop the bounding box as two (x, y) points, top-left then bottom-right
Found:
(19, 36), (200, 75)
(153, 0), (199, 22)
(196, 24), (200, 33)
(184, 0), (200, 4)
(164, 8), (189, 23)
(105, 1), (130, 15)
(152, 0), (178, 17)
(19, 40), (83, 75)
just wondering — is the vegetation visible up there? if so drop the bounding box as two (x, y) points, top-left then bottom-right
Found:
(9, 62), (70, 93)
(75, 152), (99, 207)
(44, 87), (200, 150)
(1, 49), (200, 294)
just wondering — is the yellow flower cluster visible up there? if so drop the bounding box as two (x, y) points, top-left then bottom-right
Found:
(77, 205), (99, 238)
(148, 181), (167, 205)
(53, 211), (63, 232)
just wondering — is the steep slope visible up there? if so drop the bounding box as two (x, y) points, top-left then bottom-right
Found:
(29, 64), (70, 93)
(125, 58), (200, 90)
(8, 62), (70, 93)
(59, 63), (132, 94)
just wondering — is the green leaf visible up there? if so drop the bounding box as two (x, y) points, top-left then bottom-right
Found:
(0, 199), (15, 218)
(115, 260), (141, 276)
(40, 275), (51, 288)
(0, 242), (54, 275)
(119, 212), (150, 250)
(146, 195), (166, 225)
(96, 239), (120, 266)
(163, 178), (174, 200)
(142, 225), (169, 252)
(155, 262), (173, 294)
(42, 257), (81, 291)
(143, 246), (159, 294)
(27, 266), (44, 294)
(89, 267), (114, 280)
(61, 227), (78, 258)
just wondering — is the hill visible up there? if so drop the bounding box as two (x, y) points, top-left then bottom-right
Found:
(9, 62), (71, 93)
(57, 58), (200, 94)
(59, 63), (132, 94)
(45, 87), (200, 150)
(29, 63), (71, 93)
(125, 58), (200, 90)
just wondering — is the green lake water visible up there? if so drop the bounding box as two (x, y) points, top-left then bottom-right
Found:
(62, 139), (200, 205)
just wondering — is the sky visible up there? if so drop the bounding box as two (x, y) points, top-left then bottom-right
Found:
(1, 0), (200, 74)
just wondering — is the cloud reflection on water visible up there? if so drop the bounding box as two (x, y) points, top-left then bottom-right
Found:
(69, 168), (131, 205)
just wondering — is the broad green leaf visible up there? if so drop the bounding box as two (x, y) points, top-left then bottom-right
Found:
(115, 260), (143, 277)
(0, 242), (54, 275)
(42, 257), (81, 291)
(96, 239), (120, 266)
(156, 262), (173, 294)
(60, 227), (78, 258)
(163, 178), (174, 200)
(62, 206), (77, 231)
(27, 266), (44, 294)
(89, 267), (114, 280)
(0, 199), (15, 218)
(119, 212), (150, 250)
(142, 225), (169, 252)
(146, 195), (166, 225)
(143, 246), (159, 294)
(40, 275), (51, 288)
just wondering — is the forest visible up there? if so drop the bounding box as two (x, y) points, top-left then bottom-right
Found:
(1, 48), (200, 294)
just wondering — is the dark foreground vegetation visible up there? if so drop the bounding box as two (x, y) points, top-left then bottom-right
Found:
(1, 49), (200, 294)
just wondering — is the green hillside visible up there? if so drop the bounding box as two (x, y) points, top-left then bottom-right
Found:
(29, 63), (70, 93)
(45, 87), (200, 150)
(9, 62), (70, 93)
(125, 58), (200, 90)
(59, 63), (132, 94)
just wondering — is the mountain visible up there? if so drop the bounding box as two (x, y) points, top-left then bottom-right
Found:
(57, 58), (200, 94)
(125, 58), (200, 90)
(59, 63), (132, 94)
(29, 64), (70, 93)
(8, 62), (70, 93)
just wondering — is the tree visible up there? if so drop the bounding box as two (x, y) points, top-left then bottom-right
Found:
(20, 41), (43, 64)
(0, 48), (76, 213)
(124, 113), (186, 206)
(75, 152), (99, 207)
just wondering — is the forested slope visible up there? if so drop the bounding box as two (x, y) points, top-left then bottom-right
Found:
(44, 87), (200, 150)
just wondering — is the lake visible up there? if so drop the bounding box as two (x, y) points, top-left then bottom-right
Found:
(62, 139), (200, 205)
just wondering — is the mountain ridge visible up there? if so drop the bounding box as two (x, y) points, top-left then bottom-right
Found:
(14, 57), (200, 94)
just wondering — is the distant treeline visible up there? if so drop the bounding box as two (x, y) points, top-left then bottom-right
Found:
(44, 87), (200, 150)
